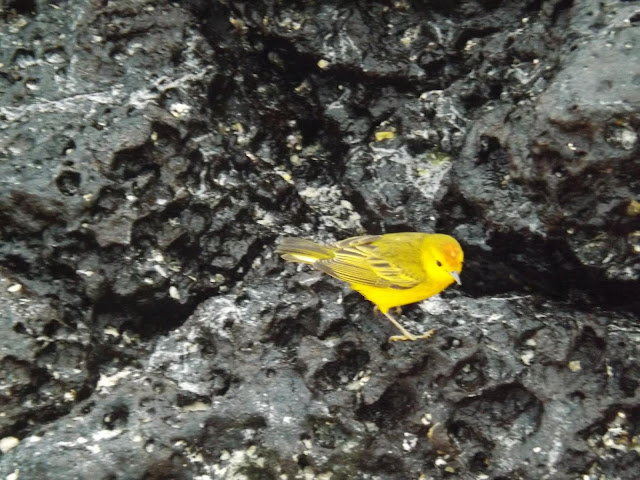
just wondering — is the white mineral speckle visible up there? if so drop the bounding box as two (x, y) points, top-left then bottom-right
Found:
(0, 436), (19, 453)
(521, 351), (535, 365)
(170, 102), (191, 118)
(96, 369), (132, 392)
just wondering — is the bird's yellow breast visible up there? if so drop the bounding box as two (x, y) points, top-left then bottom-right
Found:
(350, 275), (456, 313)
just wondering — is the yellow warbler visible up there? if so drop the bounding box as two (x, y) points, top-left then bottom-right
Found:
(277, 232), (463, 342)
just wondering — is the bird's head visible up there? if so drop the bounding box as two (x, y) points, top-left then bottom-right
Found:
(424, 234), (464, 286)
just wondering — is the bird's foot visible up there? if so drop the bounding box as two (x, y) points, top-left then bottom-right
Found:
(388, 329), (436, 342)
(380, 310), (436, 343)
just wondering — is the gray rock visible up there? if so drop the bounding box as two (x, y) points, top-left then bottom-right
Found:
(1, 0), (639, 479)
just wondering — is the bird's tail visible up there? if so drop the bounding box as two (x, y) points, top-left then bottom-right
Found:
(276, 237), (335, 264)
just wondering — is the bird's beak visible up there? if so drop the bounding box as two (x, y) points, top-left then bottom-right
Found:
(449, 271), (461, 285)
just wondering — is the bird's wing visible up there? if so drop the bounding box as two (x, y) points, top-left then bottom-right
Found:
(313, 235), (425, 289)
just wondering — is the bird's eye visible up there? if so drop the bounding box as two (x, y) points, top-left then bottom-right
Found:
(436, 260), (442, 267)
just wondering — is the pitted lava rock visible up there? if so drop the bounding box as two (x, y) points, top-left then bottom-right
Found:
(1, 0), (638, 479)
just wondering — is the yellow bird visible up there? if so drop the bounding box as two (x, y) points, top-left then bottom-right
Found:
(276, 232), (463, 342)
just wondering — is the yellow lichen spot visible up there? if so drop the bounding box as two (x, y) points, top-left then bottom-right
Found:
(427, 422), (440, 440)
(400, 25), (420, 46)
(181, 401), (210, 412)
(375, 131), (396, 141)
(229, 17), (247, 32)
(568, 360), (582, 372)
(104, 326), (120, 338)
(426, 150), (451, 164)
(626, 199), (640, 216)
(317, 59), (330, 70)
(246, 445), (257, 458)
(63, 389), (77, 402)
(276, 169), (294, 184)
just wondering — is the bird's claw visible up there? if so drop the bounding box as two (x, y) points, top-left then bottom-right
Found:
(388, 329), (436, 342)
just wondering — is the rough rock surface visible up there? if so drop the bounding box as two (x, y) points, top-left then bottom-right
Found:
(0, 0), (638, 479)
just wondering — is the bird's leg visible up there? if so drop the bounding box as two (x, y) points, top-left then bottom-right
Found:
(380, 309), (436, 342)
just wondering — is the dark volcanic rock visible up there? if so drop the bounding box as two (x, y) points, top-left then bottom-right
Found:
(451, 2), (640, 309)
(1, 0), (639, 479)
